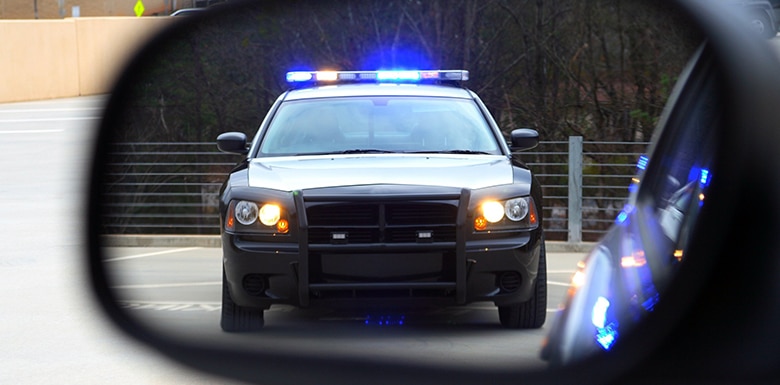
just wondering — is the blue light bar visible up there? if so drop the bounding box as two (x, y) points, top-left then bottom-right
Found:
(286, 72), (313, 82)
(377, 70), (421, 81)
(285, 70), (469, 85)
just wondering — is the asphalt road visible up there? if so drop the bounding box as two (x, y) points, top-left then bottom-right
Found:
(103, 246), (583, 370)
(0, 95), (588, 383)
(0, 96), (245, 384)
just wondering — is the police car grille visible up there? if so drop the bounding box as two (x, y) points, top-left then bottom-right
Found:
(306, 202), (458, 245)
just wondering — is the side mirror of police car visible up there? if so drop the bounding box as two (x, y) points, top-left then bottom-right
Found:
(509, 128), (539, 151)
(216, 132), (249, 155)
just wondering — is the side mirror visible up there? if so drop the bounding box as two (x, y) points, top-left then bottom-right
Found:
(217, 132), (249, 155)
(509, 128), (539, 151)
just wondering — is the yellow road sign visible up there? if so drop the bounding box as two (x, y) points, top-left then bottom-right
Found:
(134, 0), (145, 17)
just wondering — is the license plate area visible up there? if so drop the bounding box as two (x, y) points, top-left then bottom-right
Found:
(313, 252), (453, 283)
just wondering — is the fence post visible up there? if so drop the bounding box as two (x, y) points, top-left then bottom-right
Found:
(568, 136), (583, 243)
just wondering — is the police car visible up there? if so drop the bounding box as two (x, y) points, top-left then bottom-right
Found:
(216, 70), (545, 331)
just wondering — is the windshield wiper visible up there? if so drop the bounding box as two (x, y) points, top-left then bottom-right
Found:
(293, 149), (398, 156)
(337, 149), (399, 154)
(407, 150), (492, 155)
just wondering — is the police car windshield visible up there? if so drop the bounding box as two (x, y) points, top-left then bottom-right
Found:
(258, 96), (502, 156)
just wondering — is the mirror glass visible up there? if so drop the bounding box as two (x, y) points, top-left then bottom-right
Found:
(97, 0), (701, 369)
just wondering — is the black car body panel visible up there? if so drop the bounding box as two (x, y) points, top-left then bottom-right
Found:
(541, 42), (721, 365)
(722, 0), (779, 36)
(220, 161), (543, 309)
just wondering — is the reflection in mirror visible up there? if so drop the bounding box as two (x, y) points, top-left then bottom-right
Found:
(540, 47), (722, 365)
(97, 0), (701, 370)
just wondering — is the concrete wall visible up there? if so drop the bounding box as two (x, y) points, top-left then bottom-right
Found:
(0, 0), (173, 19)
(0, 20), (80, 102)
(0, 17), (170, 103)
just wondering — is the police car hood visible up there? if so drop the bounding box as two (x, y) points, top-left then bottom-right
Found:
(247, 154), (513, 191)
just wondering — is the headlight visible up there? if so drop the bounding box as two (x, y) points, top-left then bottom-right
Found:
(234, 201), (258, 225)
(474, 196), (538, 231)
(258, 204), (281, 226)
(227, 200), (289, 234)
(505, 197), (529, 221)
(481, 201), (505, 223)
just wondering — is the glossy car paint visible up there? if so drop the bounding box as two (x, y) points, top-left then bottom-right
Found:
(244, 155), (517, 191)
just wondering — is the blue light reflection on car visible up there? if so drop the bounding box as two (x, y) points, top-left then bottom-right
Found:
(587, 210), (664, 352)
(700, 168), (710, 186)
(591, 296), (619, 351)
(615, 204), (633, 224)
(593, 173), (702, 351)
(642, 293), (660, 312)
(628, 179), (640, 194)
(686, 166), (712, 189)
(542, 42), (721, 365)
(571, 161), (710, 357)
(365, 314), (406, 326)
(637, 155), (649, 170)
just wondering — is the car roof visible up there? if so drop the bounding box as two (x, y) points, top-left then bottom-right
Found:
(170, 7), (206, 16)
(282, 83), (475, 101)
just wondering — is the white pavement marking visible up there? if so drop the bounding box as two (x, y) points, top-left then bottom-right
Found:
(0, 129), (65, 134)
(0, 107), (104, 113)
(0, 116), (101, 123)
(118, 301), (221, 312)
(104, 247), (203, 262)
(112, 281), (220, 290)
(548, 280), (572, 287)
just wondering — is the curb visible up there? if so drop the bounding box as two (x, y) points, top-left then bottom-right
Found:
(102, 235), (222, 248)
(101, 235), (596, 253)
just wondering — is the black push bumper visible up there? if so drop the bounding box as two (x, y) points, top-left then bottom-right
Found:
(222, 188), (542, 309)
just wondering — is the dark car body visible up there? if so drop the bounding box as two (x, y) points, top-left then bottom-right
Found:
(216, 74), (546, 331)
(541, 42), (721, 365)
(724, 0), (779, 37)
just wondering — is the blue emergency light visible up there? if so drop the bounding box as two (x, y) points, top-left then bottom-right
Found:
(285, 70), (469, 85)
(636, 155), (649, 171)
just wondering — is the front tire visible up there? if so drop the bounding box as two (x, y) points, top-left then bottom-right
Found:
(498, 238), (547, 329)
(221, 268), (264, 332)
(750, 12), (776, 38)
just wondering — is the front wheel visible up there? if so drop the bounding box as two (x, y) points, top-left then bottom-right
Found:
(750, 12), (776, 38)
(498, 239), (547, 329)
(221, 269), (264, 332)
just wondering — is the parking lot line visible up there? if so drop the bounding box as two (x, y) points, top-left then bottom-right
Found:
(104, 247), (203, 262)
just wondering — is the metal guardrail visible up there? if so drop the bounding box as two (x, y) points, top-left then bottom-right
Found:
(517, 138), (649, 242)
(102, 138), (649, 242)
(102, 142), (235, 235)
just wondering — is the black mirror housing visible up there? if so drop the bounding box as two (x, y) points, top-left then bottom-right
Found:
(510, 128), (539, 151)
(217, 132), (249, 155)
(85, 0), (780, 384)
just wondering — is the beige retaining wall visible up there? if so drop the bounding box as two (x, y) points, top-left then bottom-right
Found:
(0, 16), (170, 103)
(0, 0), (172, 19)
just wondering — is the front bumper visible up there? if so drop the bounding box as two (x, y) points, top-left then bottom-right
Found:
(222, 188), (542, 310)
